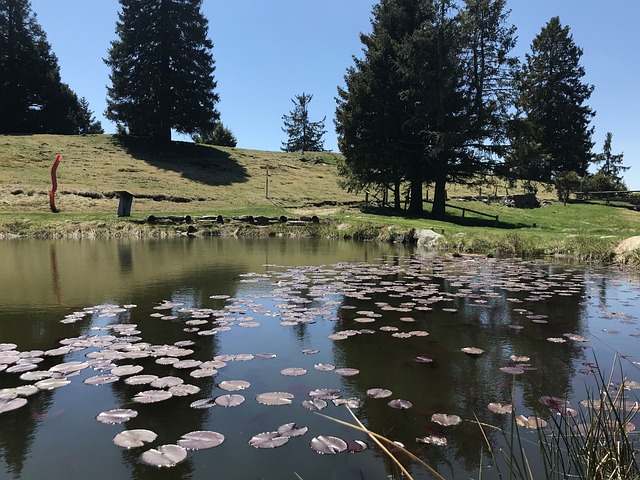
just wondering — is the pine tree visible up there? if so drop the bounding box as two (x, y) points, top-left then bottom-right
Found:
(281, 93), (326, 153)
(336, 0), (516, 218)
(0, 0), (100, 134)
(105, 0), (219, 143)
(591, 132), (628, 189)
(192, 122), (237, 147)
(336, 0), (428, 211)
(510, 16), (595, 183)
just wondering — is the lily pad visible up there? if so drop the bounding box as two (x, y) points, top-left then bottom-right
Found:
(388, 399), (412, 410)
(417, 435), (447, 446)
(249, 432), (289, 449)
(431, 413), (462, 426)
(308, 388), (340, 400)
(488, 402), (513, 414)
(150, 376), (184, 389)
(256, 392), (294, 406)
(96, 409), (138, 424)
(133, 390), (173, 403)
(140, 444), (187, 468)
(190, 398), (217, 409)
(219, 380), (251, 392)
(313, 363), (335, 372)
(500, 366), (525, 375)
(301, 399), (328, 411)
(310, 435), (347, 454)
(214, 394), (245, 407)
(35, 378), (71, 390)
(461, 347), (484, 356)
(366, 388), (393, 399)
(335, 368), (359, 377)
(281, 368), (307, 377)
(178, 431), (225, 450)
(125, 375), (159, 385)
(169, 384), (201, 396)
(84, 374), (120, 385)
(277, 423), (309, 438)
(0, 397), (28, 414)
(113, 429), (157, 448)
(515, 415), (548, 429)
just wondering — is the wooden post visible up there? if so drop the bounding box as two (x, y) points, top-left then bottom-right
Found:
(260, 165), (275, 199)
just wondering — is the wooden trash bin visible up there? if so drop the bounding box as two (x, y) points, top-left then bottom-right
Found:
(115, 191), (134, 217)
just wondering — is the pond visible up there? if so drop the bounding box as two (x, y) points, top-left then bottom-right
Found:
(0, 237), (639, 480)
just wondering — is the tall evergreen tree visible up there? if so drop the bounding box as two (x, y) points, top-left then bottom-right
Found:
(105, 0), (219, 143)
(0, 0), (101, 134)
(281, 93), (326, 153)
(509, 16), (594, 183)
(336, 0), (516, 218)
(336, 0), (427, 210)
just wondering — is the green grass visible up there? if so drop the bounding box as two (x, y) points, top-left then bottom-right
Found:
(1, 133), (639, 263)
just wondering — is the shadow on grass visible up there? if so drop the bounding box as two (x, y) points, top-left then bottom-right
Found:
(361, 205), (531, 229)
(110, 136), (249, 186)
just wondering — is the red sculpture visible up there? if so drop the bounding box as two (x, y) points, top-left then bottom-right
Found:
(49, 154), (63, 212)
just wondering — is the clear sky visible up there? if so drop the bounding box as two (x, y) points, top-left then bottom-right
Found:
(29, 0), (640, 188)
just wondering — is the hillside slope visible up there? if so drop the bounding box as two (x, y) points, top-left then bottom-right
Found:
(0, 134), (359, 214)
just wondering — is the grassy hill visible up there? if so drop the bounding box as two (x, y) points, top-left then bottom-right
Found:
(0, 134), (358, 215)
(1, 134), (639, 263)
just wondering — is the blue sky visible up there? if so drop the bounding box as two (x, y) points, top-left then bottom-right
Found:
(30, 0), (639, 188)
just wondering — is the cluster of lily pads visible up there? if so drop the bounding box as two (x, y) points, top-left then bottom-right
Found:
(2, 256), (639, 473)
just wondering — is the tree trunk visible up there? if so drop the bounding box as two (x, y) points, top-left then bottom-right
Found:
(431, 177), (447, 220)
(407, 175), (423, 215)
(393, 179), (401, 210)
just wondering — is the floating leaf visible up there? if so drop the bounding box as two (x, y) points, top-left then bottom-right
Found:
(150, 376), (183, 389)
(431, 413), (462, 426)
(335, 368), (359, 377)
(214, 394), (245, 407)
(249, 432), (289, 449)
(388, 399), (412, 410)
(113, 429), (157, 448)
(308, 388), (340, 400)
(461, 347), (484, 356)
(417, 436), (447, 446)
(0, 397), (27, 414)
(277, 423), (308, 438)
(133, 390), (173, 404)
(178, 431), (224, 450)
(414, 355), (434, 363)
(488, 403), (513, 414)
(281, 368), (307, 377)
(313, 363), (335, 372)
(173, 359), (202, 370)
(48, 361), (89, 374)
(310, 436), (347, 454)
(140, 444), (187, 468)
(219, 380), (250, 392)
(515, 415), (547, 429)
(547, 337), (567, 343)
(301, 399), (327, 411)
(35, 378), (71, 390)
(84, 374), (120, 385)
(345, 439), (368, 453)
(509, 355), (530, 362)
(190, 398), (217, 409)
(256, 392), (294, 406)
(366, 388), (393, 399)
(169, 384), (200, 396)
(96, 409), (138, 424)
(190, 368), (218, 379)
(125, 375), (159, 385)
(500, 366), (525, 375)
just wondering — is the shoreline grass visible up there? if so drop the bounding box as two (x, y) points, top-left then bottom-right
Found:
(1, 134), (639, 264)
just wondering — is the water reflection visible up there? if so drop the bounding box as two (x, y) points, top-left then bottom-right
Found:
(0, 238), (638, 479)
